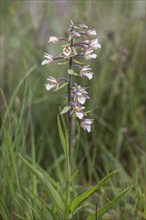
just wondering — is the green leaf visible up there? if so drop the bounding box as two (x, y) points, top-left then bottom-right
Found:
(73, 59), (84, 65)
(54, 83), (68, 92)
(18, 154), (65, 213)
(96, 185), (133, 217)
(57, 115), (66, 156)
(70, 169), (119, 212)
(60, 106), (71, 115)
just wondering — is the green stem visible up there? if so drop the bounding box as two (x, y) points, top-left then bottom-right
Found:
(65, 34), (73, 218)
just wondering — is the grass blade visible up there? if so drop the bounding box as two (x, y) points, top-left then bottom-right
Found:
(70, 169), (119, 212)
(96, 185), (133, 217)
(57, 115), (66, 156)
(18, 154), (65, 213)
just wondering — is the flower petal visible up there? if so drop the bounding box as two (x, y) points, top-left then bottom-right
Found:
(76, 112), (84, 119)
(45, 83), (55, 91)
(78, 96), (86, 104)
(41, 60), (49, 65)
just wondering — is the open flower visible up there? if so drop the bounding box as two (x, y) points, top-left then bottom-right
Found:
(80, 65), (93, 80)
(41, 53), (54, 65)
(89, 39), (101, 50)
(45, 77), (59, 91)
(71, 106), (86, 119)
(84, 49), (97, 60)
(48, 36), (59, 44)
(63, 46), (72, 57)
(86, 29), (97, 37)
(72, 84), (90, 104)
(80, 119), (94, 132)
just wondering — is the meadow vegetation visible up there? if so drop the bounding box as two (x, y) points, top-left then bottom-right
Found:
(0, 1), (145, 219)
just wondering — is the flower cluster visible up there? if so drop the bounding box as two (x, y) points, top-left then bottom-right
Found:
(41, 21), (101, 132)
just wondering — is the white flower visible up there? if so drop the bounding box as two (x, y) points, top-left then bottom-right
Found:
(89, 39), (101, 50)
(80, 119), (94, 132)
(72, 106), (86, 119)
(48, 36), (59, 44)
(86, 29), (97, 37)
(45, 77), (59, 91)
(80, 65), (93, 80)
(72, 84), (90, 104)
(41, 53), (54, 65)
(63, 46), (72, 57)
(84, 49), (97, 60)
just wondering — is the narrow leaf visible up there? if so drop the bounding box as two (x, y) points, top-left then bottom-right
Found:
(73, 59), (84, 65)
(54, 82), (68, 92)
(18, 154), (65, 212)
(97, 185), (133, 217)
(70, 169), (119, 212)
(60, 106), (71, 115)
(57, 115), (66, 156)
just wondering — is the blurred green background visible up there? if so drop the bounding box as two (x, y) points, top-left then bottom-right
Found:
(0, 0), (145, 219)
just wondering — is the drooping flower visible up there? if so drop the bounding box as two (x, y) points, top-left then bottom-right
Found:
(63, 46), (72, 57)
(80, 119), (94, 132)
(45, 77), (59, 91)
(48, 36), (59, 44)
(86, 29), (97, 37)
(80, 65), (93, 80)
(84, 49), (97, 60)
(71, 30), (80, 38)
(89, 39), (101, 50)
(71, 106), (86, 119)
(41, 53), (54, 65)
(72, 84), (90, 104)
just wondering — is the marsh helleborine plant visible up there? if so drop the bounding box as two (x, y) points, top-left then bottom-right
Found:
(41, 21), (101, 148)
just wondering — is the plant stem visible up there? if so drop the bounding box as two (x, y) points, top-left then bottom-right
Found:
(65, 36), (73, 218)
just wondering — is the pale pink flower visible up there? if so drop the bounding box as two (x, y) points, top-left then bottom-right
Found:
(80, 119), (94, 132)
(84, 49), (97, 60)
(63, 46), (72, 57)
(86, 29), (97, 37)
(48, 36), (59, 44)
(45, 77), (59, 91)
(89, 39), (101, 50)
(80, 65), (93, 80)
(72, 106), (86, 119)
(41, 53), (54, 65)
(72, 84), (90, 104)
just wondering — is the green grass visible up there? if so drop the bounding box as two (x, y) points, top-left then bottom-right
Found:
(0, 1), (145, 219)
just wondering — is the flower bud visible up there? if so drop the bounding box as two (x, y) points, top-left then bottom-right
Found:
(86, 29), (97, 37)
(71, 30), (80, 38)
